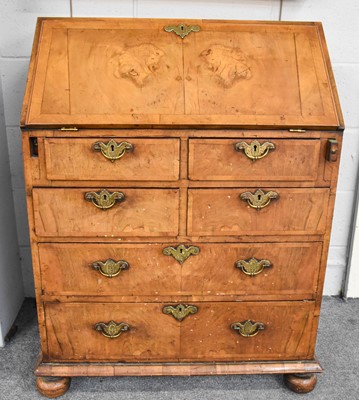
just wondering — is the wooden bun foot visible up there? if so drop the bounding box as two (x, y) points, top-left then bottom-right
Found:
(36, 377), (71, 398)
(284, 373), (317, 393)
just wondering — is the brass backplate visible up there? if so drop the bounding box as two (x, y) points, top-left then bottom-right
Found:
(163, 304), (198, 321)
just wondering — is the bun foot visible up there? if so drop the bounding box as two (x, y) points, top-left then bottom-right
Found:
(36, 377), (71, 398)
(284, 373), (317, 393)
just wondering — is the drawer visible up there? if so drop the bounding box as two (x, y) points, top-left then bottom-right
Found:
(189, 139), (321, 181)
(33, 188), (179, 237)
(188, 188), (329, 236)
(39, 242), (321, 300)
(44, 138), (180, 181)
(44, 302), (180, 362)
(180, 301), (315, 361)
(44, 301), (314, 362)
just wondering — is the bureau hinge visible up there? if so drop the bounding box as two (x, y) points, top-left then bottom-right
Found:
(59, 127), (79, 131)
(288, 129), (306, 133)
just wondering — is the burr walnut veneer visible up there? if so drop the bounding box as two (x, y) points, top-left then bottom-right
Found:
(21, 18), (343, 397)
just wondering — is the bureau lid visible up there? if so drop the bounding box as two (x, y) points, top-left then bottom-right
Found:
(21, 18), (343, 130)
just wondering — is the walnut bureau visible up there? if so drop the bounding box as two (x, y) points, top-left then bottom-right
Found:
(21, 18), (343, 397)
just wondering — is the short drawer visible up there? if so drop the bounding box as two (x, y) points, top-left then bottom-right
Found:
(188, 188), (329, 236)
(180, 301), (315, 361)
(189, 139), (321, 181)
(44, 138), (180, 181)
(39, 242), (321, 300)
(44, 302), (180, 362)
(33, 188), (179, 237)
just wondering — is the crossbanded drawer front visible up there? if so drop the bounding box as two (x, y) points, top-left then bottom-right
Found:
(44, 301), (314, 362)
(188, 188), (329, 236)
(33, 188), (179, 237)
(39, 242), (321, 299)
(44, 302), (180, 362)
(44, 138), (180, 181)
(189, 138), (321, 181)
(180, 301), (315, 361)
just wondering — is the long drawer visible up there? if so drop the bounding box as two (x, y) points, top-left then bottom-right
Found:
(39, 242), (322, 299)
(189, 138), (321, 181)
(33, 188), (179, 237)
(188, 188), (329, 236)
(44, 301), (315, 362)
(44, 138), (180, 181)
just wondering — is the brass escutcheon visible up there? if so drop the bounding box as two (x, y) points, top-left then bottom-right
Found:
(92, 139), (133, 162)
(231, 320), (265, 337)
(240, 189), (278, 209)
(84, 189), (125, 210)
(235, 257), (272, 276)
(164, 23), (200, 39)
(235, 140), (275, 161)
(162, 244), (200, 264)
(95, 321), (130, 339)
(163, 304), (198, 321)
(91, 259), (129, 278)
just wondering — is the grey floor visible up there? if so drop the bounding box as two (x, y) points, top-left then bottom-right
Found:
(0, 298), (358, 400)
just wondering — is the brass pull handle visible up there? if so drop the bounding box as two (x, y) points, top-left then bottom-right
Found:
(91, 259), (129, 278)
(235, 140), (275, 161)
(92, 139), (133, 162)
(162, 244), (200, 264)
(85, 189), (125, 210)
(240, 189), (278, 209)
(95, 320), (130, 339)
(231, 320), (265, 337)
(162, 304), (198, 321)
(235, 257), (272, 276)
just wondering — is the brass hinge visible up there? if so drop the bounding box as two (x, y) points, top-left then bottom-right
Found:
(289, 129), (306, 133)
(59, 127), (79, 131)
(326, 139), (339, 162)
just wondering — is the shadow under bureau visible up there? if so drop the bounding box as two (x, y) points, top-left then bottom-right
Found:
(20, 18), (343, 398)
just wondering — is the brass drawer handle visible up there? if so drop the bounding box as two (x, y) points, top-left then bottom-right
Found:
(163, 304), (198, 321)
(95, 320), (130, 339)
(240, 189), (278, 209)
(235, 140), (275, 161)
(235, 257), (272, 276)
(85, 189), (125, 210)
(231, 320), (265, 337)
(91, 259), (129, 278)
(92, 139), (133, 162)
(162, 244), (200, 264)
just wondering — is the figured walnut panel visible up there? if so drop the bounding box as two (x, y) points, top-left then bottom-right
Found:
(44, 302), (180, 362)
(181, 242), (322, 298)
(188, 188), (329, 236)
(33, 188), (179, 237)
(189, 139), (321, 181)
(38, 242), (321, 299)
(44, 138), (180, 181)
(39, 243), (182, 296)
(180, 301), (315, 361)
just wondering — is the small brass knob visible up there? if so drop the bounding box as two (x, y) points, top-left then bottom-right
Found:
(235, 140), (275, 161)
(92, 139), (133, 162)
(84, 189), (125, 210)
(95, 321), (130, 338)
(240, 189), (278, 209)
(231, 320), (265, 337)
